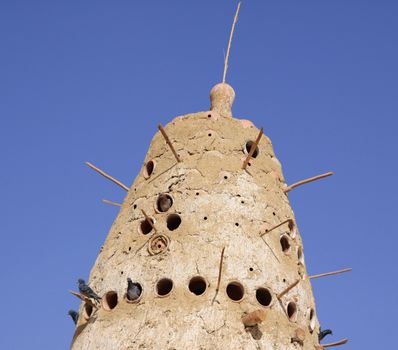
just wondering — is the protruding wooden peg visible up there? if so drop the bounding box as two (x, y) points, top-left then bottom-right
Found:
(242, 128), (264, 170)
(141, 209), (157, 233)
(260, 218), (294, 237)
(320, 338), (349, 348)
(242, 309), (267, 327)
(69, 290), (98, 309)
(85, 161), (129, 191)
(277, 279), (300, 299)
(309, 268), (352, 280)
(212, 247), (226, 305)
(102, 199), (122, 207)
(158, 124), (181, 163)
(284, 171), (334, 193)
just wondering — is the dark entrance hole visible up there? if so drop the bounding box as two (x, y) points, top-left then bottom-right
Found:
(144, 160), (155, 178)
(245, 141), (259, 158)
(103, 291), (118, 311)
(156, 278), (173, 296)
(287, 301), (298, 321)
(226, 281), (244, 301)
(140, 217), (154, 235)
(167, 214), (181, 231)
(188, 276), (207, 296)
(280, 235), (291, 253)
(256, 288), (272, 306)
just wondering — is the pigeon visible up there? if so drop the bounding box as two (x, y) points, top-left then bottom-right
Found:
(318, 328), (333, 341)
(158, 195), (172, 212)
(68, 310), (79, 325)
(127, 278), (142, 301)
(78, 279), (101, 302)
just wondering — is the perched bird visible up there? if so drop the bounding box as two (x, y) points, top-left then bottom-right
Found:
(68, 310), (79, 325)
(127, 278), (142, 301)
(319, 328), (333, 341)
(157, 195), (172, 212)
(78, 279), (101, 302)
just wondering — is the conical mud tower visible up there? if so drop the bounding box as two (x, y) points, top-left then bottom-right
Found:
(70, 5), (349, 350)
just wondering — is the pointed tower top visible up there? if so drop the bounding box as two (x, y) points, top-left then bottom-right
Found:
(210, 82), (235, 117)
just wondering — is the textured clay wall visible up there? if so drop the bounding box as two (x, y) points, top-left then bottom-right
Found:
(71, 87), (321, 349)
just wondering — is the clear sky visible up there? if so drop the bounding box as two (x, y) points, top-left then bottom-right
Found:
(1, 1), (397, 349)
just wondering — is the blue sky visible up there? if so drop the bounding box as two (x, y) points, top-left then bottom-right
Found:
(1, 1), (397, 348)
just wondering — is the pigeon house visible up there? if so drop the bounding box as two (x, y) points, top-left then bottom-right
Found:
(70, 4), (349, 350)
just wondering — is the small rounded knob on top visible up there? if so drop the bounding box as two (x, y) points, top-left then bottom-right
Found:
(210, 83), (235, 118)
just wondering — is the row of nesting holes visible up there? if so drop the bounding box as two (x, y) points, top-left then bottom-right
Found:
(143, 140), (260, 179)
(87, 277), (298, 323)
(138, 195), (296, 255)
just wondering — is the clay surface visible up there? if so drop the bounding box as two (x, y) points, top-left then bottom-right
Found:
(71, 104), (321, 349)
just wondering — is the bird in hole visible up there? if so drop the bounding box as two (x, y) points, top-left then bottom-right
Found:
(318, 328), (333, 341)
(78, 278), (101, 302)
(157, 195), (172, 212)
(68, 310), (79, 325)
(127, 278), (142, 301)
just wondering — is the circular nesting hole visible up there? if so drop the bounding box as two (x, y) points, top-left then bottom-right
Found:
(102, 291), (118, 311)
(139, 217), (154, 235)
(280, 235), (291, 254)
(224, 176), (228, 180)
(207, 114), (212, 118)
(156, 194), (173, 212)
(143, 160), (155, 178)
(309, 308), (316, 332)
(156, 278), (174, 297)
(167, 214), (182, 231)
(208, 133), (212, 137)
(83, 303), (93, 320)
(203, 216), (208, 221)
(226, 281), (244, 302)
(188, 276), (207, 296)
(272, 212), (276, 216)
(256, 288), (272, 306)
(133, 204), (137, 209)
(297, 246), (304, 264)
(245, 141), (259, 158)
(287, 301), (298, 321)
(196, 192), (200, 196)
(128, 247), (131, 251)
(125, 282), (143, 303)
(249, 267), (254, 272)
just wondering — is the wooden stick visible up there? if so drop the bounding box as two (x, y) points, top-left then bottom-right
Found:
(284, 171), (334, 193)
(242, 128), (263, 170)
(69, 290), (98, 309)
(321, 338), (348, 348)
(102, 199), (122, 207)
(212, 247), (225, 305)
(158, 124), (181, 163)
(85, 162), (129, 191)
(260, 218), (294, 237)
(241, 309), (267, 327)
(223, 2), (241, 83)
(277, 279), (300, 299)
(309, 268), (352, 280)
(141, 209), (157, 233)
(260, 236), (280, 263)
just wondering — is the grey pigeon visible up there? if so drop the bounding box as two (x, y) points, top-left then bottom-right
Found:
(68, 310), (79, 325)
(78, 278), (101, 302)
(127, 278), (142, 301)
(318, 328), (333, 341)
(158, 195), (172, 212)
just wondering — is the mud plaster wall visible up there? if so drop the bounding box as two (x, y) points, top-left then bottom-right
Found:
(71, 111), (321, 350)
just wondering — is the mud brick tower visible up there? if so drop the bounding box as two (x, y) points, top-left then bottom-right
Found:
(70, 4), (349, 350)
